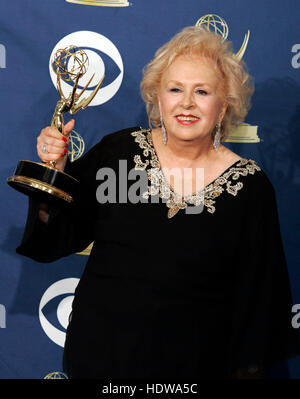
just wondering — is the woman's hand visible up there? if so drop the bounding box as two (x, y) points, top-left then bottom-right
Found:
(37, 119), (75, 172)
(36, 119), (75, 223)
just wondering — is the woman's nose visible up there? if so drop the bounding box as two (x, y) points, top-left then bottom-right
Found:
(181, 91), (195, 108)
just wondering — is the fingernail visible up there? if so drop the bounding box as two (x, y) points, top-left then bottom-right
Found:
(64, 148), (68, 153)
(60, 153), (65, 158)
(62, 136), (68, 142)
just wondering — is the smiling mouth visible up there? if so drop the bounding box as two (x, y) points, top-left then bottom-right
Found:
(175, 114), (200, 124)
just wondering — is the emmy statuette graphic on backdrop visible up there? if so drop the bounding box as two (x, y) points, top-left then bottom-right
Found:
(196, 14), (260, 143)
(7, 46), (104, 205)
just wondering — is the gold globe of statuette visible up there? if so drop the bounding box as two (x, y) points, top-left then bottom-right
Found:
(52, 45), (88, 84)
(44, 371), (68, 379)
(68, 129), (85, 162)
(196, 14), (229, 40)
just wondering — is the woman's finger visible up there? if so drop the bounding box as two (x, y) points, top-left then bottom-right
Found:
(38, 131), (68, 149)
(41, 126), (63, 140)
(37, 135), (67, 149)
(38, 142), (67, 155)
(64, 119), (75, 135)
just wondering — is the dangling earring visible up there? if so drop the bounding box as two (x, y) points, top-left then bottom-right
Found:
(160, 115), (167, 145)
(213, 123), (221, 151)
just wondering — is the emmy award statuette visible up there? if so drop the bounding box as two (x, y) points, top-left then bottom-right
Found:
(7, 46), (104, 205)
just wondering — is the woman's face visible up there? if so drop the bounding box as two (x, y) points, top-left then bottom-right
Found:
(157, 54), (227, 143)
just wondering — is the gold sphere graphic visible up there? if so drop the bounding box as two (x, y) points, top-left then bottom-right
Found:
(44, 371), (68, 379)
(68, 129), (85, 162)
(196, 14), (229, 40)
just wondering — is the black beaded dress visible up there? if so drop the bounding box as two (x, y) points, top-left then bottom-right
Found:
(16, 126), (300, 379)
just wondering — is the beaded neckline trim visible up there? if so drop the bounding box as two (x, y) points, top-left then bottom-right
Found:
(131, 129), (261, 218)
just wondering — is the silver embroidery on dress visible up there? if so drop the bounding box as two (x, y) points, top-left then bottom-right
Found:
(131, 129), (261, 218)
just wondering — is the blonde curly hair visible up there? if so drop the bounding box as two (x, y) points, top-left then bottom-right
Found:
(140, 26), (254, 141)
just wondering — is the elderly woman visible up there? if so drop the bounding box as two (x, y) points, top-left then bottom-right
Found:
(17, 26), (300, 379)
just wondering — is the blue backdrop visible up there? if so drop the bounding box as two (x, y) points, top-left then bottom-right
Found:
(0, 0), (300, 379)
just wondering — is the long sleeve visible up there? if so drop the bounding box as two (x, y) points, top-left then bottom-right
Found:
(16, 134), (111, 263)
(228, 171), (300, 378)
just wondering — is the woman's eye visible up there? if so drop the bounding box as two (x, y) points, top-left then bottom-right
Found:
(196, 89), (208, 95)
(169, 88), (181, 93)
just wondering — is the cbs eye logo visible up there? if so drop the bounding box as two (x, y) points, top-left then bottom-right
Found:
(49, 31), (124, 105)
(39, 278), (79, 347)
